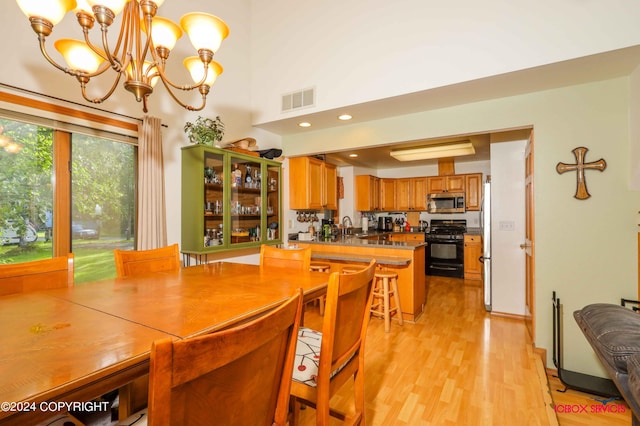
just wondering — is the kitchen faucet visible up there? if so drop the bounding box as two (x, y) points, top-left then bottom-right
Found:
(342, 216), (353, 234)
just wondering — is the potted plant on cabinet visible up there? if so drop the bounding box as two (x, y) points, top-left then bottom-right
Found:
(184, 115), (225, 147)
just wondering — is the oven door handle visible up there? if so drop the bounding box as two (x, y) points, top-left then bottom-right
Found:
(430, 265), (460, 271)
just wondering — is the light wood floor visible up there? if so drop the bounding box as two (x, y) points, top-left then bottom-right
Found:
(298, 275), (630, 425)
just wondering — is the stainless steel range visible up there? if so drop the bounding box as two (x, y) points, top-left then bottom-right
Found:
(425, 219), (466, 278)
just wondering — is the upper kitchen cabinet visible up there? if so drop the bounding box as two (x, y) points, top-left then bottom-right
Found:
(464, 173), (483, 211)
(396, 177), (428, 211)
(289, 157), (338, 210)
(379, 178), (397, 211)
(427, 175), (465, 193)
(355, 175), (380, 211)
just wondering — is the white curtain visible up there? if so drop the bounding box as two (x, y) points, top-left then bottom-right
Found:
(136, 116), (167, 250)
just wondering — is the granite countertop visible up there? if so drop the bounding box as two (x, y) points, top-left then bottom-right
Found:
(465, 227), (482, 236)
(294, 233), (426, 250)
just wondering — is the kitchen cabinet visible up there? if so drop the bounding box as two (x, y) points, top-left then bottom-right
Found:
(181, 145), (282, 254)
(463, 234), (483, 280)
(464, 173), (483, 211)
(427, 175), (465, 194)
(355, 175), (380, 211)
(396, 177), (428, 211)
(388, 233), (425, 242)
(379, 178), (397, 211)
(289, 157), (338, 210)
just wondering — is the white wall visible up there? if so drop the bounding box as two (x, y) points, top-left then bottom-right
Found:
(490, 141), (527, 315)
(250, 0), (640, 125)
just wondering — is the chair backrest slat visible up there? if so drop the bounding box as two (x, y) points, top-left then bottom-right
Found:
(259, 244), (311, 272)
(0, 254), (74, 296)
(114, 244), (180, 278)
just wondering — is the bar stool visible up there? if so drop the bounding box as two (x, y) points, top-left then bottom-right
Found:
(342, 267), (362, 274)
(370, 269), (403, 333)
(309, 263), (330, 315)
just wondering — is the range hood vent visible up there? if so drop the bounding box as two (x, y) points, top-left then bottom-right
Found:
(438, 158), (455, 176)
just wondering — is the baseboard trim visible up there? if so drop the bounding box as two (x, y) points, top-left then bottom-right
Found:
(490, 311), (525, 321)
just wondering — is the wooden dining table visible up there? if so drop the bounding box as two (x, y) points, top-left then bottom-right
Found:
(0, 262), (328, 425)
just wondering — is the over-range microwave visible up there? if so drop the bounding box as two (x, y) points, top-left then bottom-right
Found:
(427, 192), (466, 213)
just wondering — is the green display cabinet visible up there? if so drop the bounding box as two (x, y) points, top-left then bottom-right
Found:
(181, 145), (282, 257)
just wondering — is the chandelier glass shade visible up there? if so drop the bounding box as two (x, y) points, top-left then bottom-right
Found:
(16, 0), (229, 112)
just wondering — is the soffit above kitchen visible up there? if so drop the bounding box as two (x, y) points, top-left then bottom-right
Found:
(323, 129), (531, 169)
(253, 45), (640, 138)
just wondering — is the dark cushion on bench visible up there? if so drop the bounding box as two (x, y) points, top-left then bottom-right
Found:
(574, 303), (640, 374)
(628, 353), (640, 405)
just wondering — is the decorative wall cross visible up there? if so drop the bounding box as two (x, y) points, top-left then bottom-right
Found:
(556, 147), (606, 200)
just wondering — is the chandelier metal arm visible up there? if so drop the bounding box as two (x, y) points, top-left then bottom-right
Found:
(151, 49), (213, 91)
(79, 70), (125, 105)
(156, 76), (209, 111)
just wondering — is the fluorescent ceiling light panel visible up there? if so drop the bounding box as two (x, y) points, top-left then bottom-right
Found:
(390, 141), (475, 161)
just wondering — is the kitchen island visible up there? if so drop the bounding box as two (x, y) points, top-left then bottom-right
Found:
(294, 233), (426, 322)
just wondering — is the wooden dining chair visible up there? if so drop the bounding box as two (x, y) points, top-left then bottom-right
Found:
(118, 289), (304, 426)
(290, 259), (377, 425)
(259, 244), (311, 271)
(114, 244), (181, 278)
(259, 244), (321, 317)
(0, 253), (74, 296)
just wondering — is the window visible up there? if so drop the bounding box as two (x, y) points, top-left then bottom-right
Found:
(0, 119), (53, 260)
(71, 134), (136, 283)
(0, 106), (137, 283)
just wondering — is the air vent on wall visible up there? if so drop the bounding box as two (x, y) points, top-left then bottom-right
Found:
(281, 87), (315, 112)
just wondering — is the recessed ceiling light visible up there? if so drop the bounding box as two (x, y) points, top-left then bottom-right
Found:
(338, 114), (352, 121)
(298, 122), (311, 128)
(349, 153), (358, 158)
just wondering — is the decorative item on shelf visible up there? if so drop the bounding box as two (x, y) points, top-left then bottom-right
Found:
(556, 146), (606, 200)
(269, 177), (277, 191)
(185, 116), (225, 147)
(224, 138), (260, 157)
(232, 163), (242, 187)
(244, 165), (253, 186)
(204, 166), (214, 183)
(16, 1), (229, 113)
(257, 149), (283, 160)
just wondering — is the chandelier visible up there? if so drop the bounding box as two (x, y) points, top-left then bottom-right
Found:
(16, 0), (229, 112)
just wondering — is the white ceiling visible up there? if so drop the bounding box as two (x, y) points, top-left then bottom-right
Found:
(254, 45), (640, 169)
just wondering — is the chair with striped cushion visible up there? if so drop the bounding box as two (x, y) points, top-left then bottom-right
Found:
(290, 259), (376, 425)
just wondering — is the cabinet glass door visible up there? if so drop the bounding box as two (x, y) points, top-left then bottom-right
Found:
(203, 152), (224, 248)
(229, 155), (263, 246)
(265, 164), (281, 242)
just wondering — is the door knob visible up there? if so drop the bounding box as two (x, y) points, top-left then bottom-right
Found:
(519, 242), (531, 249)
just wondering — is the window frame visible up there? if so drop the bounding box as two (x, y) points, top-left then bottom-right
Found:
(0, 89), (139, 258)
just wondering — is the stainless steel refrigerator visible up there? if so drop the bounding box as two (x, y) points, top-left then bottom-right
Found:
(480, 179), (492, 311)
